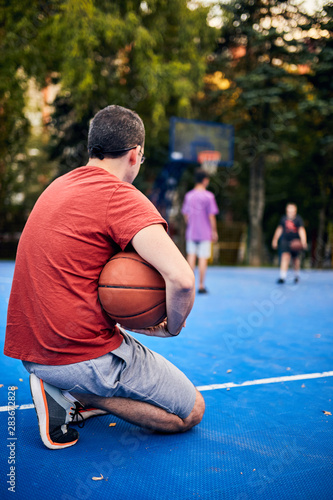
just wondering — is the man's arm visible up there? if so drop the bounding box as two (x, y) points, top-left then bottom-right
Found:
(298, 226), (307, 249)
(209, 214), (218, 242)
(272, 225), (283, 249)
(131, 224), (195, 336)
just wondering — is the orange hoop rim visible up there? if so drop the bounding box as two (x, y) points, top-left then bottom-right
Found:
(197, 150), (221, 164)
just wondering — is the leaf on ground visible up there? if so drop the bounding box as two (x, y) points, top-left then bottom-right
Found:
(92, 475), (104, 481)
(322, 411), (332, 416)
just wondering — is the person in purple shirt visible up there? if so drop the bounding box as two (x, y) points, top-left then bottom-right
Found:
(182, 170), (219, 294)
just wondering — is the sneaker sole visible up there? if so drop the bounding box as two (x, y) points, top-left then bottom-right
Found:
(30, 373), (78, 450)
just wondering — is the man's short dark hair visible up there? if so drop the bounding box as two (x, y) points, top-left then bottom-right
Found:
(195, 169), (210, 184)
(88, 105), (145, 160)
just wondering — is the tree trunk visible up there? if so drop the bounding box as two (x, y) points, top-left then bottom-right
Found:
(248, 154), (265, 266)
(313, 205), (326, 268)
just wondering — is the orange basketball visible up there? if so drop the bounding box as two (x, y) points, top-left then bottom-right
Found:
(289, 239), (303, 252)
(98, 251), (166, 329)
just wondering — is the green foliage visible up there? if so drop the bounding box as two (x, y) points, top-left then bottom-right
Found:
(0, 0), (216, 254)
(1, 0), (332, 265)
(38, 0), (216, 178)
(0, 1), (35, 234)
(199, 0), (332, 264)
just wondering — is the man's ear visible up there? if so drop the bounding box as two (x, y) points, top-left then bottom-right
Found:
(128, 146), (140, 166)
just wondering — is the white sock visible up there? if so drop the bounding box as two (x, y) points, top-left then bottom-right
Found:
(280, 270), (287, 280)
(62, 391), (79, 403)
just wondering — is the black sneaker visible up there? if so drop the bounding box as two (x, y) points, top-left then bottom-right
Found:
(30, 373), (80, 450)
(294, 277), (299, 283)
(198, 288), (208, 294)
(277, 278), (285, 284)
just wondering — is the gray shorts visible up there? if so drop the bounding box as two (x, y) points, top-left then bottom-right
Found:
(22, 330), (196, 419)
(186, 240), (211, 259)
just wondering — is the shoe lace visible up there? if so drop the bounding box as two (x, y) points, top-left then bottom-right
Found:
(69, 402), (85, 429)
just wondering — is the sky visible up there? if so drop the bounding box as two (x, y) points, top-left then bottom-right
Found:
(296, 0), (327, 13)
(190, 0), (328, 15)
(191, 0), (329, 29)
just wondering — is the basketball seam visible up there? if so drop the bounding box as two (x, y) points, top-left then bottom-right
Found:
(108, 300), (166, 319)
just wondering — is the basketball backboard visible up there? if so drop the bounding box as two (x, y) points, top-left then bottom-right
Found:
(169, 117), (234, 167)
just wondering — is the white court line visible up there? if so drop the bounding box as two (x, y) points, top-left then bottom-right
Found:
(0, 403), (34, 412)
(0, 370), (333, 412)
(197, 370), (333, 391)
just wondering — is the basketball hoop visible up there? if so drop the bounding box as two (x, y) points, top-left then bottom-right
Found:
(197, 150), (221, 175)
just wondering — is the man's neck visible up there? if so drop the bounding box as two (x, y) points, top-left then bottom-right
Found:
(86, 158), (123, 180)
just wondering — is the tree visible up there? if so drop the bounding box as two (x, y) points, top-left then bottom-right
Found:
(0, 0), (216, 257)
(0, 1), (59, 253)
(0, 2), (30, 237)
(298, 3), (333, 266)
(34, 0), (216, 181)
(201, 0), (316, 265)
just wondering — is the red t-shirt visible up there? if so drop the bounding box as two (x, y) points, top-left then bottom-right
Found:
(4, 166), (167, 365)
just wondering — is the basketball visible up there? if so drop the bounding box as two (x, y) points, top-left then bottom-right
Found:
(289, 239), (303, 252)
(98, 251), (166, 329)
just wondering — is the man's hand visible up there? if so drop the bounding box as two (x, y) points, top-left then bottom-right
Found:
(121, 319), (184, 338)
(272, 225), (283, 250)
(212, 230), (219, 243)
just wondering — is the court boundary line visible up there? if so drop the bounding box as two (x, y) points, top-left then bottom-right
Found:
(196, 370), (333, 391)
(0, 370), (332, 412)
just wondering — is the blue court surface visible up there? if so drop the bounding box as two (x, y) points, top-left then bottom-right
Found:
(0, 261), (332, 500)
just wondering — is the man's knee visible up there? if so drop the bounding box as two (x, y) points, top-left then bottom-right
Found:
(182, 389), (205, 431)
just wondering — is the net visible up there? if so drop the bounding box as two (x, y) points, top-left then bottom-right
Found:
(197, 150), (221, 175)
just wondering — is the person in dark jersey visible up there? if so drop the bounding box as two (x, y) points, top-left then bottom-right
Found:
(4, 105), (205, 450)
(272, 203), (307, 283)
